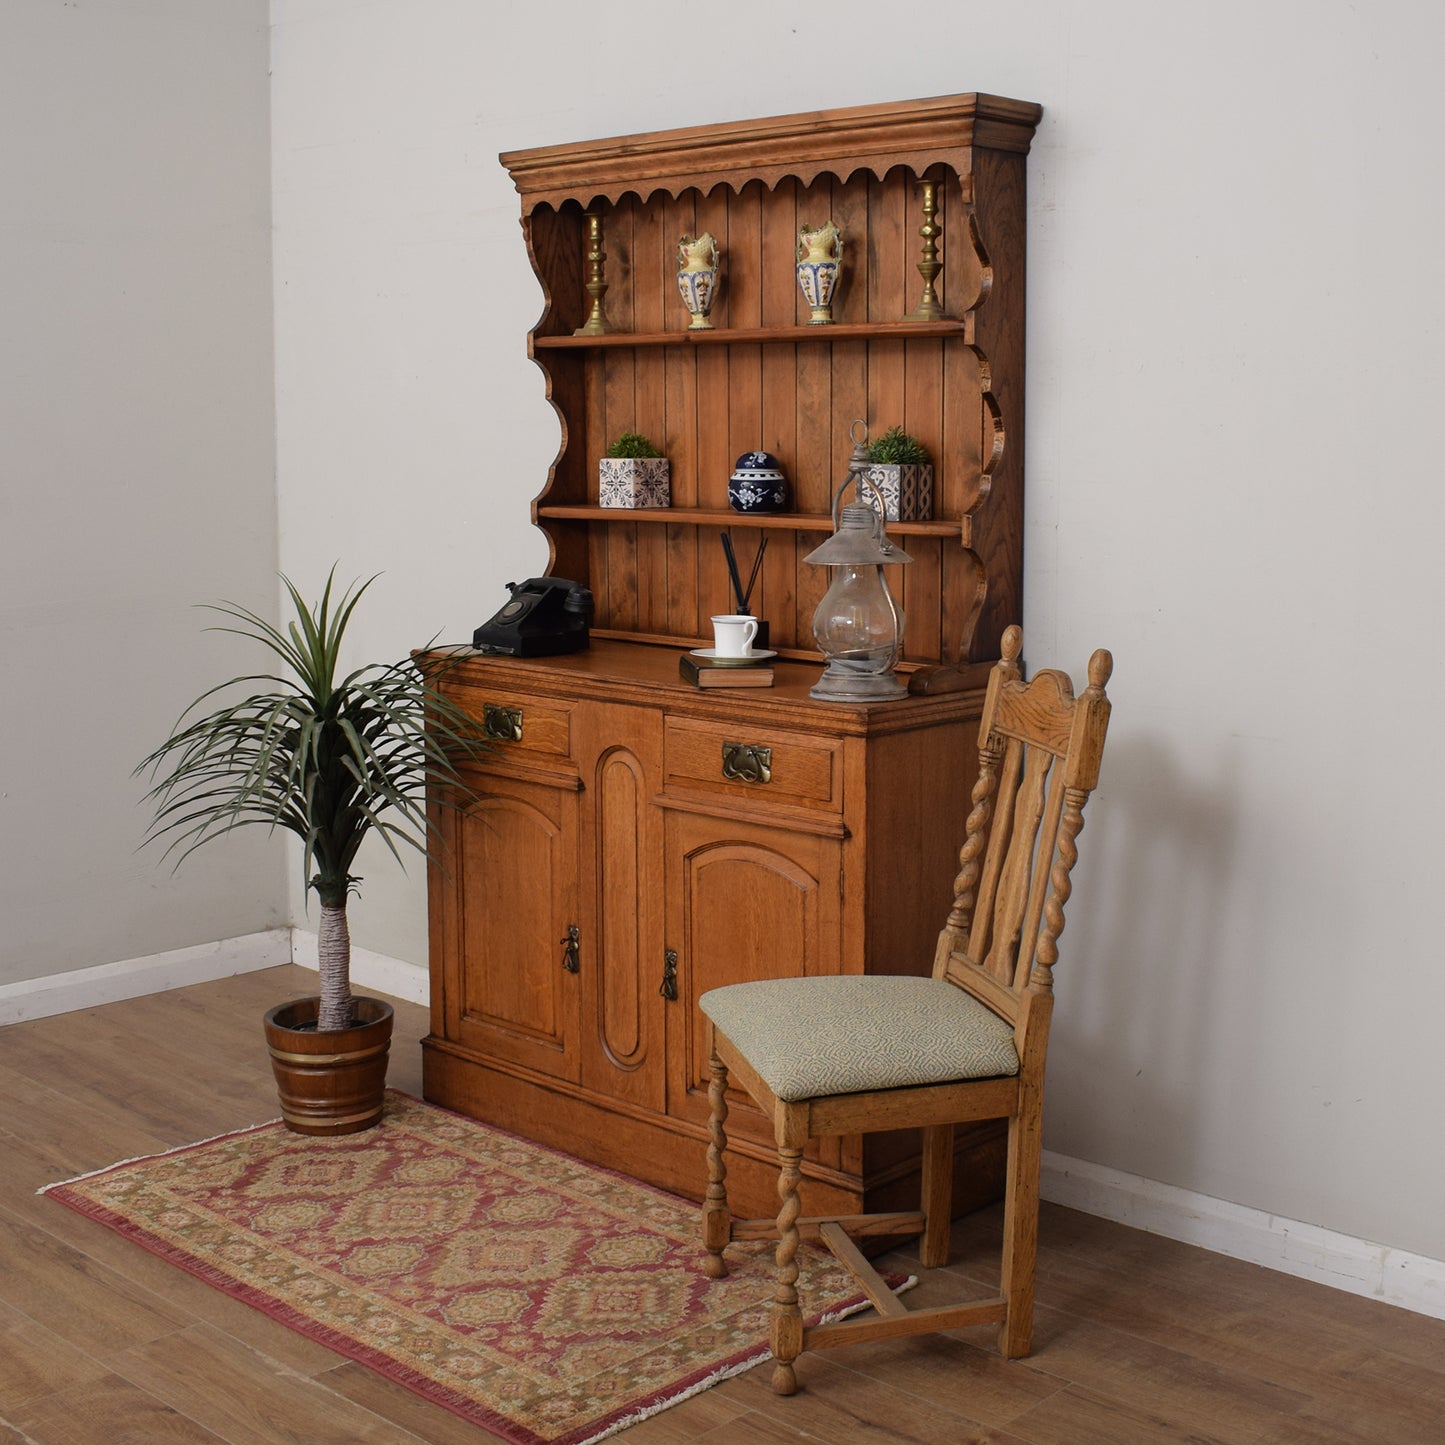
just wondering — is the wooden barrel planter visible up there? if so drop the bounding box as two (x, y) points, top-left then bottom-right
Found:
(263, 997), (394, 1136)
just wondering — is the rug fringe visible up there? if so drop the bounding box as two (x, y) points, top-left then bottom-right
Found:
(573, 1351), (767, 1445)
(37, 1115), (281, 1195)
(571, 1276), (919, 1445)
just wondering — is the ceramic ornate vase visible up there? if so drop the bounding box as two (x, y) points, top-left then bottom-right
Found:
(796, 220), (842, 325)
(677, 232), (721, 329)
(728, 450), (789, 513)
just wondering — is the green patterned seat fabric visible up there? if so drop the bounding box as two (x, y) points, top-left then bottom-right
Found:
(700, 975), (1019, 1103)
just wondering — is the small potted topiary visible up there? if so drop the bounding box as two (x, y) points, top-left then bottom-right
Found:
(599, 431), (671, 509)
(864, 425), (934, 522)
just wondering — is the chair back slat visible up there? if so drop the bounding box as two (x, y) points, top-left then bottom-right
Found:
(982, 744), (1052, 984)
(934, 626), (1113, 1012)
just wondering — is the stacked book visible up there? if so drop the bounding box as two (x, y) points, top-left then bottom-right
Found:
(679, 652), (775, 688)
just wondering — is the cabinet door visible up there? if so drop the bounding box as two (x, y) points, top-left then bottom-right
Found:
(441, 772), (581, 1082)
(664, 811), (841, 1142)
(573, 704), (666, 1114)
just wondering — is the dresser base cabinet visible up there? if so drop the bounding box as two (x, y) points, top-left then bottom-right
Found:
(422, 641), (1004, 1222)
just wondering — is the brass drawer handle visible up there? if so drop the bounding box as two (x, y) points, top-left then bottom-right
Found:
(721, 741), (772, 785)
(660, 949), (678, 1001)
(483, 703), (523, 742)
(561, 924), (580, 974)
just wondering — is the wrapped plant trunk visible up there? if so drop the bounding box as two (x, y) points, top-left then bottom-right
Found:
(317, 903), (352, 1032)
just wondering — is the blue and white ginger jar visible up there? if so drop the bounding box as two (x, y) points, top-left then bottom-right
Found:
(728, 451), (789, 514)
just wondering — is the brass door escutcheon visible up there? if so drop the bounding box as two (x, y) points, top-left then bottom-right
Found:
(721, 741), (772, 785)
(560, 924), (580, 974)
(483, 703), (523, 742)
(659, 949), (678, 1001)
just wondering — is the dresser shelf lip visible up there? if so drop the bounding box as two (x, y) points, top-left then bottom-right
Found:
(535, 503), (967, 542)
(532, 318), (971, 350)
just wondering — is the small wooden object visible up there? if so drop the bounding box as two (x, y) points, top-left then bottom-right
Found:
(263, 997), (394, 1136)
(701, 626), (1113, 1391)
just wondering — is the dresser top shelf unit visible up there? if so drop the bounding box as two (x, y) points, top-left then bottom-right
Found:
(500, 92), (1039, 690)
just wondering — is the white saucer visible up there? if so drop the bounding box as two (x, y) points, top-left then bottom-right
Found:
(690, 648), (777, 667)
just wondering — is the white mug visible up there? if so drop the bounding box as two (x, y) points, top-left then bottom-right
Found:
(711, 613), (758, 658)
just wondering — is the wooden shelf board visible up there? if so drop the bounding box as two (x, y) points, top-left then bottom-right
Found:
(537, 504), (966, 541)
(533, 319), (970, 350)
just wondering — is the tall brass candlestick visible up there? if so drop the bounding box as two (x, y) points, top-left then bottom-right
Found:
(904, 179), (944, 322)
(574, 210), (614, 336)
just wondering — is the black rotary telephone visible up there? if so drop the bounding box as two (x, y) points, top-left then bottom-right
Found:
(473, 577), (593, 657)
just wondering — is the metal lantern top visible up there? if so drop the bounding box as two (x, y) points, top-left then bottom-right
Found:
(803, 421), (914, 569)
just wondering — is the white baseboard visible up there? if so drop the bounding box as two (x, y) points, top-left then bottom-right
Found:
(1042, 1150), (1445, 1322)
(287, 929), (429, 1007)
(0, 929), (293, 1026)
(0, 928), (427, 1027)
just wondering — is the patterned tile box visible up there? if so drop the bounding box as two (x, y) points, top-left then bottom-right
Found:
(864, 463), (934, 522)
(599, 458), (671, 509)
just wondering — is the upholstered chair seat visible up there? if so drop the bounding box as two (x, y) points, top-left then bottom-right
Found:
(700, 976), (1020, 1101)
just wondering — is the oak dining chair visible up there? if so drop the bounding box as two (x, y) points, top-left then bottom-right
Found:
(699, 625), (1114, 1394)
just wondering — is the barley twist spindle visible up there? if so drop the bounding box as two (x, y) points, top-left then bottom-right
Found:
(771, 1146), (804, 1395)
(702, 1057), (731, 1279)
(946, 746), (1002, 936)
(1034, 787), (1087, 992)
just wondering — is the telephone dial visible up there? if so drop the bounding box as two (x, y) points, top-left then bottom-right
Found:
(473, 577), (593, 657)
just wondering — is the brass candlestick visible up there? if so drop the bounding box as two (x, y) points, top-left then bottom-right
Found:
(904, 179), (944, 322)
(574, 210), (614, 336)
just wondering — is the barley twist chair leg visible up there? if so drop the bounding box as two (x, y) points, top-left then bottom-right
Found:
(703, 1054), (731, 1280)
(770, 1145), (805, 1395)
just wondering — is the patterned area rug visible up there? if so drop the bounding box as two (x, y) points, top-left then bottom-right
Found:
(43, 1092), (903, 1444)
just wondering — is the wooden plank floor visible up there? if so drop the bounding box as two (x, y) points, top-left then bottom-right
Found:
(2, 965), (1442, 1443)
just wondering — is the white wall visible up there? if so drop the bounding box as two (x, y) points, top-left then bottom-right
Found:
(0, 0), (283, 985)
(269, 0), (1445, 1264)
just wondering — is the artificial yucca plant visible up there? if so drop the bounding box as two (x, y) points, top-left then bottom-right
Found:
(138, 570), (488, 1031)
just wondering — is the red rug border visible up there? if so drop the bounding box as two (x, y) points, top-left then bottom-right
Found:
(41, 1090), (896, 1445)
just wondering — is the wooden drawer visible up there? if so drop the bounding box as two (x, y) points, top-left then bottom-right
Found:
(663, 716), (842, 813)
(449, 685), (572, 762)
